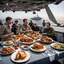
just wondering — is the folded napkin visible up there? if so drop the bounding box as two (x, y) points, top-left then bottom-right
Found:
(48, 53), (55, 61)
(54, 50), (60, 56)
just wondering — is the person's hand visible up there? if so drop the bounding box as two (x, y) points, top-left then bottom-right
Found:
(33, 31), (39, 33)
(26, 30), (33, 33)
(16, 30), (20, 34)
(8, 32), (14, 36)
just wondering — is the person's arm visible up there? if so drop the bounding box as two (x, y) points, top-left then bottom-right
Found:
(19, 25), (27, 33)
(47, 28), (55, 37)
(1, 33), (13, 38)
(1, 26), (14, 39)
(37, 26), (40, 31)
(20, 29), (33, 33)
(26, 25), (33, 32)
(20, 25), (33, 33)
(19, 28), (26, 33)
(1, 30), (14, 37)
(28, 25), (32, 30)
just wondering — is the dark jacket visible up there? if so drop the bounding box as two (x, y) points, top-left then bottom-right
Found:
(43, 27), (56, 40)
(11, 24), (18, 34)
(29, 22), (33, 27)
(32, 26), (39, 31)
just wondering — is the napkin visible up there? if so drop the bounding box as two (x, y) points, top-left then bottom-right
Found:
(54, 50), (60, 56)
(48, 53), (55, 61)
(46, 48), (55, 62)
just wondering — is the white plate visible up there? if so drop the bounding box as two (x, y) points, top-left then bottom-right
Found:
(11, 51), (30, 63)
(27, 34), (42, 39)
(51, 43), (64, 50)
(20, 40), (35, 45)
(0, 46), (15, 55)
(3, 41), (13, 46)
(30, 44), (46, 52)
(40, 39), (54, 44)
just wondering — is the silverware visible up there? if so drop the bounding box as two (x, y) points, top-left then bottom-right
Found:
(48, 49), (54, 53)
(42, 50), (49, 57)
(49, 48), (56, 53)
(42, 53), (46, 57)
(42, 49), (53, 56)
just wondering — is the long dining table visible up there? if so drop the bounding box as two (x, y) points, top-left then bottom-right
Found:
(0, 41), (64, 64)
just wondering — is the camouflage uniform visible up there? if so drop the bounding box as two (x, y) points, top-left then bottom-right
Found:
(43, 27), (55, 39)
(0, 23), (12, 40)
(20, 24), (32, 33)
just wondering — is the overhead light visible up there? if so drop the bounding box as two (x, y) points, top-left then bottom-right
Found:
(2, 10), (5, 12)
(25, 10), (27, 13)
(33, 11), (36, 14)
(13, 10), (15, 12)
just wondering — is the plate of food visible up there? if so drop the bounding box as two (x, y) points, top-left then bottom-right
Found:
(40, 36), (54, 44)
(0, 46), (15, 55)
(3, 41), (13, 46)
(11, 50), (30, 63)
(51, 42), (64, 50)
(27, 32), (42, 40)
(20, 37), (35, 44)
(16, 34), (24, 38)
(30, 42), (46, 52)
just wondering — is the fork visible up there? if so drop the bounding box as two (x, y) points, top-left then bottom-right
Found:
(42, 50), (49, 57)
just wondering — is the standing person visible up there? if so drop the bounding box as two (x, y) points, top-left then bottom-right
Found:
(42, 20), (45, 27)
(43, 22), (56, 40)
(0, 20), (3, 28)
(11, 20), (20, 34)
(21, 19), (33, 33)
(29, 20), (33, 28)
(0, 17), (14, 41)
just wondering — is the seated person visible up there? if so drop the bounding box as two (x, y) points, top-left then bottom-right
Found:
(0, 20), (3, 40)
(0, 17), (14, 41)
(43, 22), (56, 40)
(11, 20), (20, 34)
(20, 19), (33, 33)
(32, 23), (39, 32)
